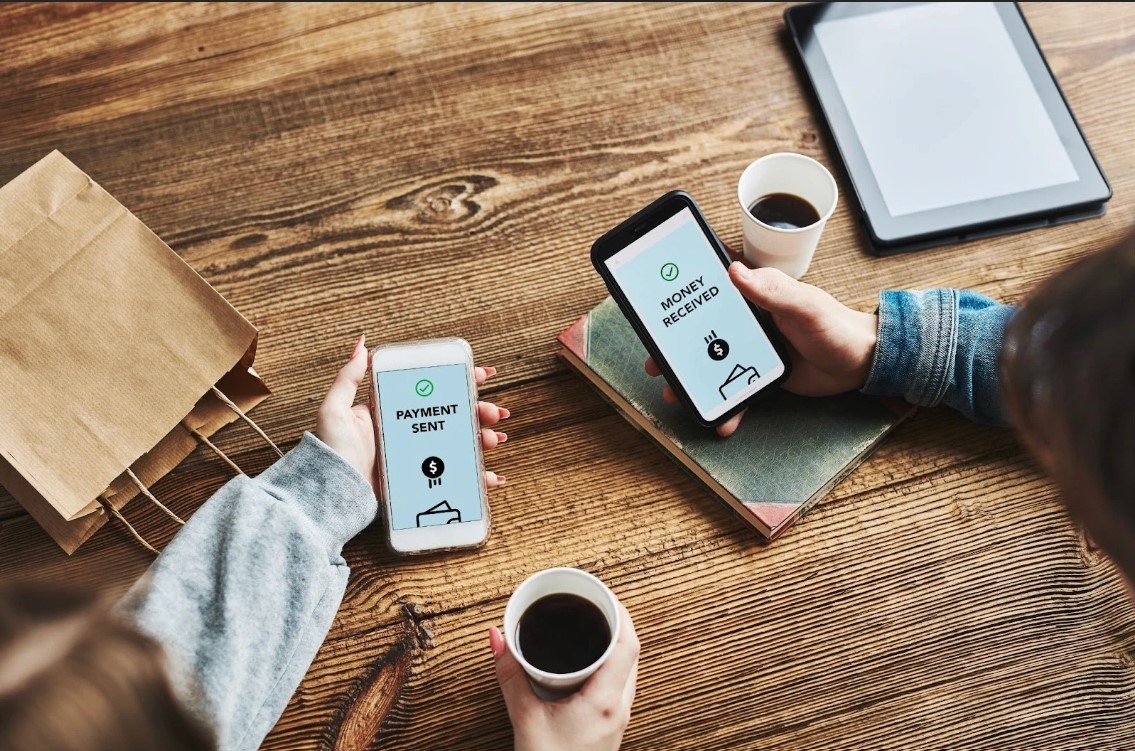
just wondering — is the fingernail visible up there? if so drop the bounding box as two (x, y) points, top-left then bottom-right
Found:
(499, 407), (511, 419)
(485, 366), (498, 377)
(496, 474), (507, 484)
(352, 335), (366, 357)
(730, 261), (751, 280)
(495, 431), (508, 443)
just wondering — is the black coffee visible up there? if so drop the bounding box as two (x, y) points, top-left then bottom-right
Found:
(517, 593), (611, 674)
(748, 192), (821, 230)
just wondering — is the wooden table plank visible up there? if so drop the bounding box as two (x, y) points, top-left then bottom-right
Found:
(1, 3), (1133, 749)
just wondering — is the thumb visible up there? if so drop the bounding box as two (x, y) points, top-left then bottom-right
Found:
(728, 263), (817, 319)
(323, 335), (368, 413)
(490, 626), (538, 715)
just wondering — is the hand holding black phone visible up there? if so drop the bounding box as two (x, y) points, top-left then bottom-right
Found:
(590, 191), (791, 427)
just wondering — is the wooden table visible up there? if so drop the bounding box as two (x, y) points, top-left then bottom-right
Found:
(2, 3), (1133, 748)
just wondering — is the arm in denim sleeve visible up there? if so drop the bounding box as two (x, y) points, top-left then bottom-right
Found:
(861, 289), (1014, 426)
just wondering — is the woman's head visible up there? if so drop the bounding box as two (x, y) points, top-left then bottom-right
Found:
(1001, 233), (1135, 581)
(0, 582), (213, 751)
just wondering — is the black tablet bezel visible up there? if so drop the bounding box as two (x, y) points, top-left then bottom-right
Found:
(589, 191), (791, 429)
(785, 2), (1111, 253)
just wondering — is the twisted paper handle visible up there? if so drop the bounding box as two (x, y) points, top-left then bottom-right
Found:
(98, 496), (159, 555)
(103, 386), (280, 554)
(184, 422), (243, 475)
(124, 467), (184, 526)
(210, 386), (283, 458)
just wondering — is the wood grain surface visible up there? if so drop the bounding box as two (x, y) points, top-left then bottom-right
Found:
(2, 3), (1134, 749)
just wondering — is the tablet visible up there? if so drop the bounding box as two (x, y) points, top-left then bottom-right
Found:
(785, 2), (1110, 255)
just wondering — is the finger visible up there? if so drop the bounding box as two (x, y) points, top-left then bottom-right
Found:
(323, 336), (368, 413)
(729, 263), (821, 319)
(716, 409), (745, 438)
(475, 366), (498, 386)
(481, 427), (507, 450)
(644, 357), (662, 377)
(661, 386), (678, 404)
(477, 401), (510, 426)
(490, 626), (539, 716)
(485, 470), (507, 488)
(581, 601), (640, 702)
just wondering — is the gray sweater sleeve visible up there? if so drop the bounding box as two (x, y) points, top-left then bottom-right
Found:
(118, 432), (378, 751)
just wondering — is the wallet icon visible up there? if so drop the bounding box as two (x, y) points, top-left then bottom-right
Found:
(416, 500), (462, 527)
(718, 364), (760, 400)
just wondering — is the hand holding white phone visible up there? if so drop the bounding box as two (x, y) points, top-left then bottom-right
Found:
(369, 337), (510, 554)
(317, 336), (509, 496)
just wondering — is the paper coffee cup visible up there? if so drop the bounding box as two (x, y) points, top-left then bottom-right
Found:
(737, 152), (838, 279)
(503, 567), (621, 700)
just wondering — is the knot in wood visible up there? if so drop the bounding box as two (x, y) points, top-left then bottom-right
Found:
(388, 175), (498, 226)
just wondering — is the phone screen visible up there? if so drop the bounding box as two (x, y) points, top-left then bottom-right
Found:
(604, 207), (785, 420)
(375, 362), (482, 531)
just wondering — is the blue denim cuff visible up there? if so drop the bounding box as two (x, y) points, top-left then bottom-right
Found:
(862, 289), (958, 408)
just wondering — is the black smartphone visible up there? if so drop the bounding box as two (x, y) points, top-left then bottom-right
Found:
(591, 191), (791, 428)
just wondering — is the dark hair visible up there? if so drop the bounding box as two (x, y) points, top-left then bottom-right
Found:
(1001, 233), (1135, 579)
(0, 582), (215, 751)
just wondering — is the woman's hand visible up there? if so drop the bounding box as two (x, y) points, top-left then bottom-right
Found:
(647, 263), (878, 437)
(490, 603), (640, 751)
(316, 335), (510, 488)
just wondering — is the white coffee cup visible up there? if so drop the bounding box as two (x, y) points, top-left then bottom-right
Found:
(503, 567), (621, 699)
(737, 152), (838, 279)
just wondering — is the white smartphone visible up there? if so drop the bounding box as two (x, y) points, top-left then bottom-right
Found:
(369, 338), (490, 554)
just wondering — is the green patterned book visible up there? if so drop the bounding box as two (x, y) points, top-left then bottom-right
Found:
(558, 298), (912, 540)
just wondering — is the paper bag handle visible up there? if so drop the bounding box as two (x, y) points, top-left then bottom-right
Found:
(101, 387), (281, 554)
(183, 423), (243, 475)
(98, 495), (160, 555)
(210, 386), (284, 459)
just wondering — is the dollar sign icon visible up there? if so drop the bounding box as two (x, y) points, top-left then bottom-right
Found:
(707, 338), (729, 361)
(422, 456), (445, 479)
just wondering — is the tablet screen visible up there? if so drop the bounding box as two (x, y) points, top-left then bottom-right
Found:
(813, 2), (1078, 217)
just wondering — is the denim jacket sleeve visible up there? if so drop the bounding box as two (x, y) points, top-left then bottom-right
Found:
(861, 289), (1014, 426)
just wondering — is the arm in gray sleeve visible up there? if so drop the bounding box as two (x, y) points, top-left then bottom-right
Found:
(118, 432), (377, 751)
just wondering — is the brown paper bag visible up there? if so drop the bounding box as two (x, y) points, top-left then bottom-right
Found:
(0, 151), (270, 554)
